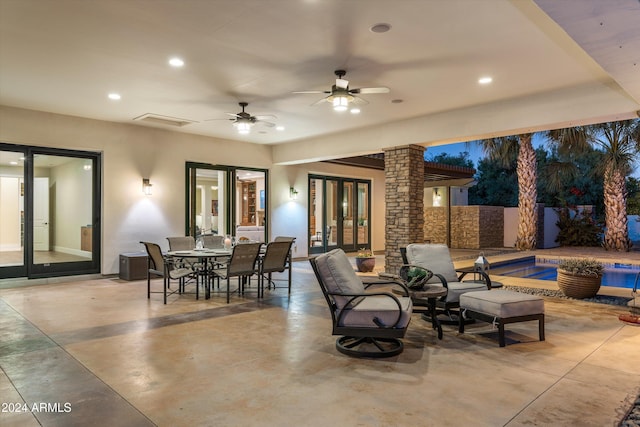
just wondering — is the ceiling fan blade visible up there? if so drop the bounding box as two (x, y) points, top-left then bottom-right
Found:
(256, 120), (275, 128)
(352, 96), (369, 105)
(336, 78), (349, 89)
(351, 87), (390, 94)
(254, 114), (277, 120)
(311, 97), (329, 106)
(225, 112), (241, 117)
(293, 90), (329, 94)
(203, 118), (234, 122)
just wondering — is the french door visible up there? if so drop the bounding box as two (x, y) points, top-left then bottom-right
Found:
(0, 144), (101, 279)
(308, 175), (370, 254)
(185, 162), (268, 241)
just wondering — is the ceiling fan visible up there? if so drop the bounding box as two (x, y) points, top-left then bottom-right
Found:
(208, 102), (276, 134)
(294, 69), (390, 112)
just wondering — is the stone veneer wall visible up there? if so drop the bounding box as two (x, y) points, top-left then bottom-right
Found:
(384, 145), (424, 274)
(476, 206), (504, 248)
(424, 205), (504, 249)
(424, 207), (447, 244)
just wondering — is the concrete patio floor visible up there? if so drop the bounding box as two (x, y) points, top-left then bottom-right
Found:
(1, 247), (639, 426)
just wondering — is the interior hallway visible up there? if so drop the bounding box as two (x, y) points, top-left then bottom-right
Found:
(1, 258), (639, 426)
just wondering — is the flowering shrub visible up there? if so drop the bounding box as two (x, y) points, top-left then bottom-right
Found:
(554, 206), (603, 247)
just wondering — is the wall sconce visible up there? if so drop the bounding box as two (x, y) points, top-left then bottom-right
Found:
(289, 187), (298, 200)
(142, 178), (153, 195)
(433, 188), (442, 207)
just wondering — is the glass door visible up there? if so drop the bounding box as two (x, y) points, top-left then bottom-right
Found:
(187, 164), (231, 238)
(0, 144), (101, 279)
(309, 175), (370, 254)
(326, 179), (339, 249)
(341, 180), (355, 251)
(29, 151), (100, 277)
(0, 148), (27, 277)
(309, 178), (324, 252)
(357, 182), (370, 247)
(309, 176), (339, 254)
(186, 163), (268, 243)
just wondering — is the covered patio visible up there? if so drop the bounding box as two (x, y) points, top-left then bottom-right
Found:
(1, 247), (638, 426)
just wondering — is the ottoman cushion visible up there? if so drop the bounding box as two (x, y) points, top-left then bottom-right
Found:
(460, 290), (544, 318)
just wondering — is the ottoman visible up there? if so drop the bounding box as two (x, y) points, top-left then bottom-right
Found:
(458, 290), (545, 347)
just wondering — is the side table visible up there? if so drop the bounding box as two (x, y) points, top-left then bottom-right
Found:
(394, 285), (447, 340)
(119, 252), (148, 281)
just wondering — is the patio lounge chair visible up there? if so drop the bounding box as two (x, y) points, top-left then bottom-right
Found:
(310, 249), (413, 358)
(403, 243), (492, 323)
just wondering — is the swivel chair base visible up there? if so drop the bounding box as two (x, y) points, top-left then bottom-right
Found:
(336, 336), (404, 358)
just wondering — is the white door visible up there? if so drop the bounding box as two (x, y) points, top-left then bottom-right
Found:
(33, 177), (49, 251)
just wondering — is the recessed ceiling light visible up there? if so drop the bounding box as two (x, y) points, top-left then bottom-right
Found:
(350, 108), (361, 114)
(478, 76), (493, 85)
(169, 57), (184, 67)
(108, 93), (121, 100)
(370, 23), (391, 33)
(10, 161), (18, 165)
(276, 126), (285, 131)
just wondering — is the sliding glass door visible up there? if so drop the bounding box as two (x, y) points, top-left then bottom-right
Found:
(309, 175), (370, 254)
(187, 165), (231, 237)
(186, 163), (268, 242)
(0, 144), (101, 279)
(0, 147), (26, 277)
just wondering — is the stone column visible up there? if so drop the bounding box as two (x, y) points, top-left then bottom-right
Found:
(384, 145), (425, 273)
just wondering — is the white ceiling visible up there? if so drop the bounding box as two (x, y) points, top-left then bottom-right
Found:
(1, 0), (639, 161)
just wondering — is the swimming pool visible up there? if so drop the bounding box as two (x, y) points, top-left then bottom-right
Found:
(489, 257), (639, 289)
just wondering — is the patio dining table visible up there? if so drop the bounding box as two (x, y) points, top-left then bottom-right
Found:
(166, 248), (232, 299)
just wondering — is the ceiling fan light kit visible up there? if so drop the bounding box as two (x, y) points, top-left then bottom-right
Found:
(209, 102), (276, 135)
(294, 69), (389, 113)
(233, 119), (252, 134)
(330, 94), (352, 111)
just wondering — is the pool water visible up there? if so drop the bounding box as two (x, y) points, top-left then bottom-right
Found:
(489, 257), (639, 289)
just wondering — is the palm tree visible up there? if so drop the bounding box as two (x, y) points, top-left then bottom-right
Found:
(479, 133), (538, 250)
(547, 120), (640, 251)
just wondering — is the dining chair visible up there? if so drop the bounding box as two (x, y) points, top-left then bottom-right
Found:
(211, 242), (262, 303)
(167, 235), (201, 269)
(140, 241), (198, 304)
(202, 234), (224, 249)
(167, 236), (196, 251)
(260, 239), (294, 296)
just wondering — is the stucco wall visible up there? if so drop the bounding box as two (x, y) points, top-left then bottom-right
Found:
(0, 106), (273, 274)
(0, 106), (386, 275)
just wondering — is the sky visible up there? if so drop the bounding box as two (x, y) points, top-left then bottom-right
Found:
(424, 141), (484, 167)
(425, 136), (640, 178)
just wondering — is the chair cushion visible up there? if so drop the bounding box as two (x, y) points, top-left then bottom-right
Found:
(337, 295), (413, 328)
(406, 243), (459, 284)
(460, 290), (544, 318)
(444, 281), (489, 303)
(314, 249), (365, 307)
